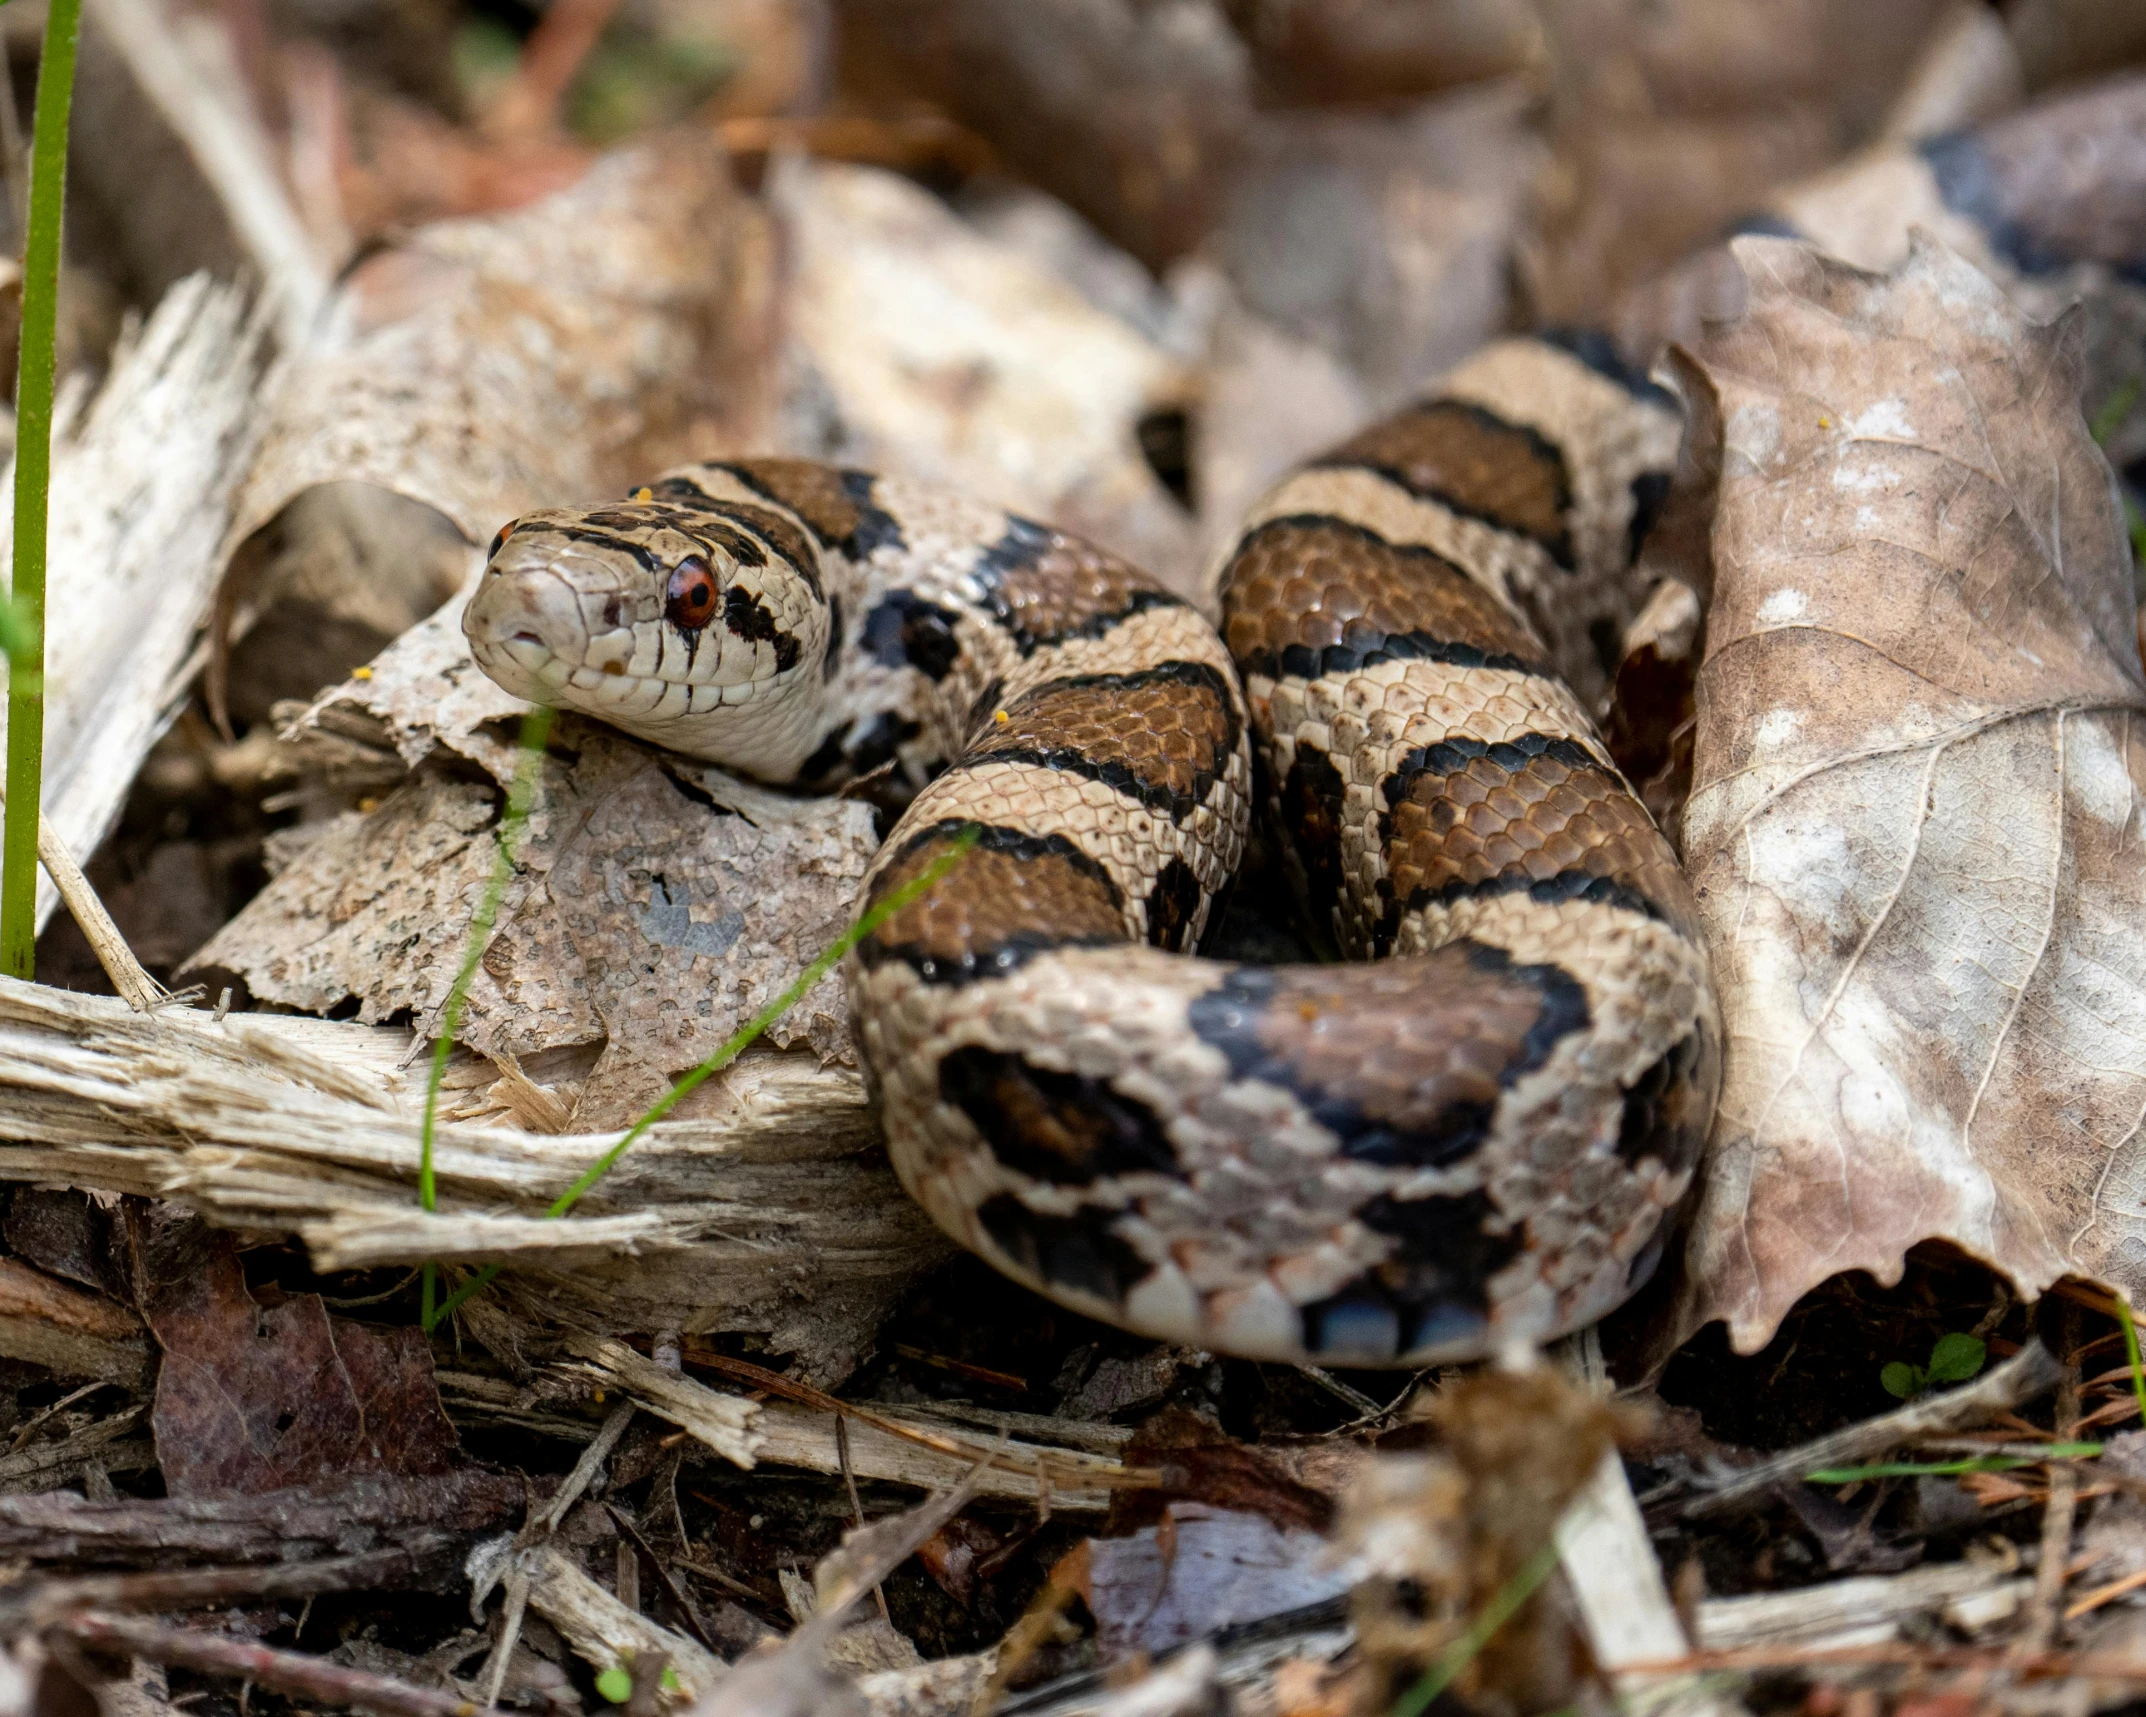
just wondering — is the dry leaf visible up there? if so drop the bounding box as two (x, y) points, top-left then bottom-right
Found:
(1605, 76), (2146, 471)
(136, 1223), (462, 1494)
(1674, 233), (2146, 1353)
(1525, 0), (1954, 319)
(769, 157), (1198, 593)
(213, 126), (775, 728)
(1216, 82), (1544, 410)
(192, 719), (876, 1125)
(1082, 1503), (1352, 1661)
(0, 277), (267, 933)
(832, 0), (1251, 270)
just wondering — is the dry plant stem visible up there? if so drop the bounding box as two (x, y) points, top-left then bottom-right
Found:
(0, 1474), (519, 1562)
(604, 1505), (717, 1654)
(1678, 1341), (2064, 1519)
(0, 784), (162, 1007)
(2021, 1311), (2084, 1652)
(540, 1400), (635, 1534)
(678, 1345), (1146, 1493)
(477, 1398), (631, 1706)
(485, 0), (626, 138)
(0, 0), (84, 978)
(835, 1415), (893, 1625)
(478, 1575), (529, 1712)
(56, 1613), (500, 1717)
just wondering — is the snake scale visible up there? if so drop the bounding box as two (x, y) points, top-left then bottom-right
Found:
(463, 332), (1720, 1366)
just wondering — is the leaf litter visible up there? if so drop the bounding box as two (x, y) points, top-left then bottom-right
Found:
(11, 1), (2146, 1712)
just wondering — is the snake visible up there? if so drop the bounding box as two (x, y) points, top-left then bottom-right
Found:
(462, 332), (1720, 1366)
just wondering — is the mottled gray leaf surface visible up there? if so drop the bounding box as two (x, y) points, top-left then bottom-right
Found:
(1676, 234), (2146, 1351)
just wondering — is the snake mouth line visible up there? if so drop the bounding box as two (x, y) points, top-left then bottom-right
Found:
(472, 628), (778, 716)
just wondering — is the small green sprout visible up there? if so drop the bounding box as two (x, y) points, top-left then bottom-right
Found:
(1879, 1330), (1986, 1401)
(594, 1660), (681, 1704)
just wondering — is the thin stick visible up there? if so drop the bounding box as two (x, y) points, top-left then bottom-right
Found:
(484, 0), (625, 137)
(836, 1416), (892, 1625)
(1619, 1641), (2146, 1681)
(2020, 1309), (2083, 1654)
(0, 0), (85, 979)
(56, 1614), (499, 1717)
(538, 1400), (635, 1534)
(679, 1346), (1156, 1492)
(604, 1504), (719, 1653)
(0, 782), (163, 1007)
(426, 826), (982, 1328)
(2068, 1564), (2146, 1621)
(12, 1543), (458, 1629)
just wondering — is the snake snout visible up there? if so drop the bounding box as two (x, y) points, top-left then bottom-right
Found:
(462, 547), (627, 707)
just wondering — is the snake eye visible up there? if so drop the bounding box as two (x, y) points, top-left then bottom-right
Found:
(665, 556), (718, 632)
(485, 523), (514, 562)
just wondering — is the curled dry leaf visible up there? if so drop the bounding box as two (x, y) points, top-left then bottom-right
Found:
(1674, 233), (2146, 1353)
(1607, 75), (2146, 470)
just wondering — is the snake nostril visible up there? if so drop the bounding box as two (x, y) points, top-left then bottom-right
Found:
(511, 629), (545, 647)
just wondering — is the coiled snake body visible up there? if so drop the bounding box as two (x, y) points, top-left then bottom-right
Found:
(464, 333), (1720, 1365)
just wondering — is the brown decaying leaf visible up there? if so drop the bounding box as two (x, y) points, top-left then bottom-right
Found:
(1525, 0), (1955, 319)
(1674, 233), (2146, 1355)
(136, 1222), (461, 1495)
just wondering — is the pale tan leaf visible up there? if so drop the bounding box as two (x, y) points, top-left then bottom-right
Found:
(1676, 232), (2146, 1352)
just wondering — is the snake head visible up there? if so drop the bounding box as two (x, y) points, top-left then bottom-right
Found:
(460, 495), (835, 777)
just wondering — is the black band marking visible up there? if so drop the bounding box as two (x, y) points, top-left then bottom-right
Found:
(858, 821), (1126, 986)
(721, 586), (801, 672)
(1185, 945), (1588, 1173)
(1312, 398), (1577, 570)
(940, 1047), (1182, 1187)
(862, 590), (963, 682)
(969, 661), (1241, 823)
(1144, 858), (1204, 951)
(1299, 1187), (1523, 1360)
(1380, 870), (1670, 959)
(1381, 731), (1605, 807)
(977, 1196), (1149, 1307)
(1532, 327), (1680, 409)
(1225, 516), (1546, 682)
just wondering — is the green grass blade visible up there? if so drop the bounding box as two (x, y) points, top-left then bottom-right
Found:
(2119, 1296), (2146, 1430)
(1388, 1537), (1564, 1717)
(1806, 1441), (2104, 1483)
(423, 822), (980, 1331)
(418, 702), (554, 1325)
(0, 0), (85, 979)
